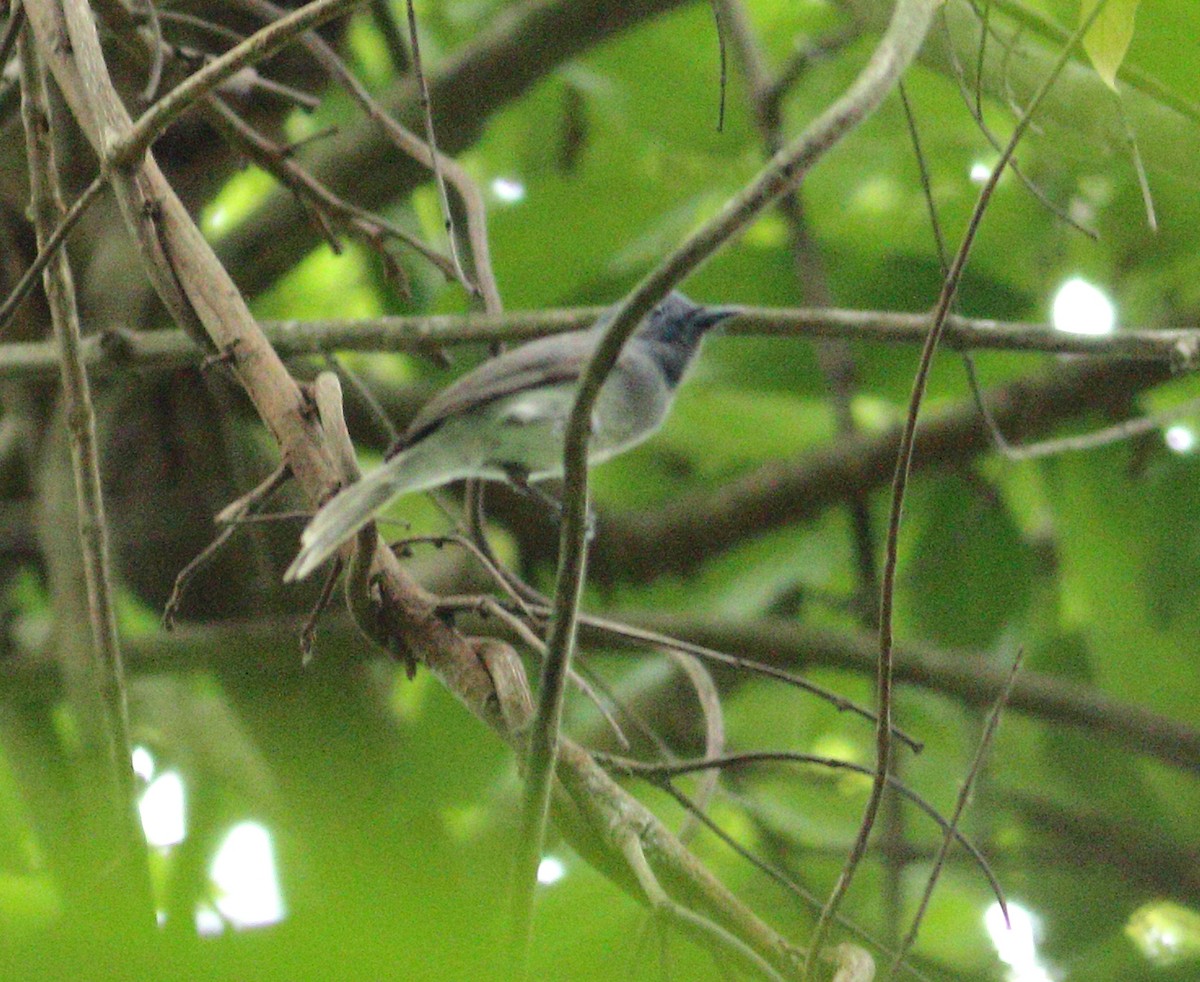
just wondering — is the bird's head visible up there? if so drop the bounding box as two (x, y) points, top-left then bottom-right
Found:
(635, 292), (741, 386)
(639, 292), (740, 346)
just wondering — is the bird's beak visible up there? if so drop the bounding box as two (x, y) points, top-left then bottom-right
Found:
(696, 306), (742, 333)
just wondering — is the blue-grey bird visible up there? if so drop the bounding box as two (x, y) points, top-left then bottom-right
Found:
(284, 292), (738, 581)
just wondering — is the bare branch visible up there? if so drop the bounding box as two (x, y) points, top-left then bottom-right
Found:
(17, 21), (152, 921)
(515, 0), (945, 967)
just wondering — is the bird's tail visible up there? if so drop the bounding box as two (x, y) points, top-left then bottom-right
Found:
(284, 466), (405, 582)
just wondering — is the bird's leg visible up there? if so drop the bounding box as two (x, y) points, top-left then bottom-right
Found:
(500, 466), (596, 540)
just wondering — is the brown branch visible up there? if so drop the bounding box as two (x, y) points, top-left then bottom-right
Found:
(230, 0), (502, 310)
(1, 306), (1198, 381)
(17, 22), (152, 922)
(518, 0), (944, 967)
(888, 649), (1022, 975)
(22, 1), (805, 969)
(567, 357), (1173, 584)
(600, 612), (1200, 778)
(216, 0), (695, 298)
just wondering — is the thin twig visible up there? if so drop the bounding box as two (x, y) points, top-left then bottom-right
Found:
(139, 0), (165, 100)
(0, 175), (105, 337)
(112, 0), (374, 168)
(512, 0), (945, 972)
(18, 23), (152, 917)
(604, 750), (1004, 916)
(230, 0), (501, 310)
(887, 650), (1023, 977)
(806, 4), (1116, 972)
(660, 784), (935, 982)
(566, 609), (924, 752)
(984, 391), (1200, 461)
(403, 0), (468, 287)
(708, 0), (728, 132)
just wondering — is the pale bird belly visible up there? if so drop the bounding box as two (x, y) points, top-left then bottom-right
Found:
(447, 375), (671, 481)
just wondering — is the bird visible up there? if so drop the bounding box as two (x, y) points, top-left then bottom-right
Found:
(284, 292), (739, 582)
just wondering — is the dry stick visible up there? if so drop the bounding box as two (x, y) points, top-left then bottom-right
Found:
(887, 649), (1024, 978)
(403, 0), (469, 289)
(16, 24), (153, 919)
(0, 4), (25, 73)
(511, 0), (945, 971)
(5, 306), (1200, 380)
(111, 0), (374, 169)
(0, 175), (105, 336)
(21, 3), (800, 972)
(231, 0), (501, 313)
(804, 4), (1115, 975)
(602, 751), (1004, 910)
(660, 784), (936, 982)
(566, 609), (924, 753)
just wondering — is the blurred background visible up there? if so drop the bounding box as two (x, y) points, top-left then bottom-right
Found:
(0, 0), (1198, 978)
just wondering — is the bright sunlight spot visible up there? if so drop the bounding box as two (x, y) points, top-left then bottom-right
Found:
(491, 177), (526, 203)
(209, 822), (286, 930)
(1165, 425), (1196, 454)
(131, 745), (155, 783)
(205, 207), (229, 235)
(139, 771), (186, 849)
(1051, 277), (1116, 336)
(536, 856), (566, 886)
(970, 161), (993, 183)
(1126, 900), (1200, 967)
(194, 904), (225, 938)
(985, 901), (1054, 982)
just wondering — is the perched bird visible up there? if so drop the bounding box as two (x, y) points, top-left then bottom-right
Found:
(284, 292), (738, 581)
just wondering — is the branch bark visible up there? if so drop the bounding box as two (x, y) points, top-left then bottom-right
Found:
(3, 306), (1197, 381)
(18, 18), (152, 928)
(20, 0), (808, 970)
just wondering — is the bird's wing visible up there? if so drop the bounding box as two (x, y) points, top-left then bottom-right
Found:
(390, 330), (599, 454)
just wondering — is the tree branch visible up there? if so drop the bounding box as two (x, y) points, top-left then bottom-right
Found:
(516, 0), (944, 966)
(17, 19), (152, 926)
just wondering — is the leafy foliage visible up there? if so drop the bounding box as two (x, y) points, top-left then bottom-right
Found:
(1, 0), (1200, 980)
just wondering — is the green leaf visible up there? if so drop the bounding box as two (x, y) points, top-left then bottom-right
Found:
(907, 474), (1037, 650)
(1081, 0), (1140, 90)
